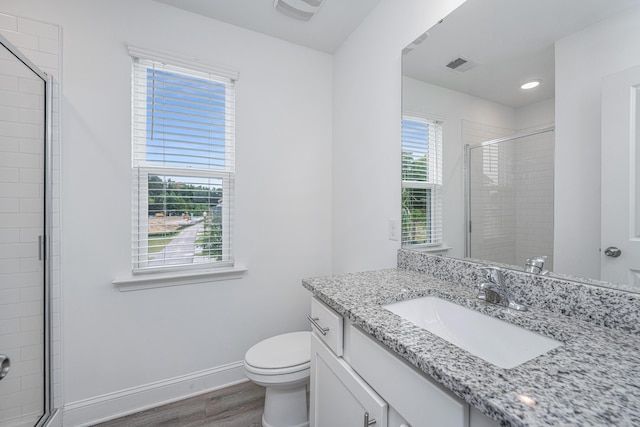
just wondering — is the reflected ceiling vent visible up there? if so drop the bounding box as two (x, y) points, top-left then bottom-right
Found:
(445, 56), (478, 73)
(402, 31), (429, 54)
(274, 0), (326, 21)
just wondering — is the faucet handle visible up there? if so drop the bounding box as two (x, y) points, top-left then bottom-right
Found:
(478, 266), (505, 285)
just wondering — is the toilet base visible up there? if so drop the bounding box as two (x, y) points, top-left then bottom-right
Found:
(261, 381), (309, 427)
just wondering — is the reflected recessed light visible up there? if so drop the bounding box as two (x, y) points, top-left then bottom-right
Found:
(521, 80), (542, 90)
(518, 394), (536, 406)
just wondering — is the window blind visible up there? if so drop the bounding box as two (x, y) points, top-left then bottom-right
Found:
(401, 116), (443, 246)
(131, 56), (236, 272)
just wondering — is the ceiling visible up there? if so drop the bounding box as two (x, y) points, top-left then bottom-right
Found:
(402, 0), (639, 108)
(154, 0), (384, 53)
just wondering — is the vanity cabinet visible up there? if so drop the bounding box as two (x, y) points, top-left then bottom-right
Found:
(310, 333), (388, 426)
(309, 297), (499, 427)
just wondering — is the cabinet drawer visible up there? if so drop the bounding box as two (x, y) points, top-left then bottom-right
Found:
(310, 297), (343, 356)
(348, 324), (468, 427)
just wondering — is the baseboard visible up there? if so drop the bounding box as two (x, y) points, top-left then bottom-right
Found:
(62, 361), (246, 427)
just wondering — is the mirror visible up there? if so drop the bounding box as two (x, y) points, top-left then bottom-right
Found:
(402, 0), (640, 292)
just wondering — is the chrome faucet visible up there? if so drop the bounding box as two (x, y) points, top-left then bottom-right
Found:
(477, 267), (527, 311)
(524, 256), (548, 275)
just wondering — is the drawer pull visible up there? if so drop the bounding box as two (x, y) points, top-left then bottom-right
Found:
(307, 315), (329, 335)
(364, 412), (376, 426)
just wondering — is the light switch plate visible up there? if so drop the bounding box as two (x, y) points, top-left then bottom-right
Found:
(389, 219), (400, 241)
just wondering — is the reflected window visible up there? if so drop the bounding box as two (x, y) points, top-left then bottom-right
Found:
(401, 115), (443, 246)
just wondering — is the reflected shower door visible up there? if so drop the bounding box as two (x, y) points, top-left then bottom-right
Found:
(467, 129), (554, 269)
(0, 39), (46, 426)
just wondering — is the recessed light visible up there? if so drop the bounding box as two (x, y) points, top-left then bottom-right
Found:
(520, 80), (541, 90)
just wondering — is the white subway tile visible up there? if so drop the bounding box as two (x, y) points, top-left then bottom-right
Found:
(0, 91), (40, 109)
(18, 198), (42, 214)
(0, 198), (19, 213)
(19, 285), (41, 302)
(0, 29), (38, 51)
(19, 344), (42, 361)
(0, 318), (20, 335)
(0, 183), (39, 198)
(0, 104), (20, 121)
(21, 373), (43, 391)
(0, 377), (21, 396)
(0, 273), (40, 290)
(0, 288), (20, 305)
(19, 138), (44, 155)
(37, 37), (58, 55)
(0, 14), (18, 32)
(18, 169), (42, 185)
(14, 48), (57, 71)
(19, 315), (42, 333)
(16, 17), (58, 41)
(0, 301), (42, 320)
(19, 108), (42, 125)
(17, 78), (43, 95)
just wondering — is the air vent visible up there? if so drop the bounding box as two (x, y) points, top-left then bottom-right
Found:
(274, 0), (326, 21)
(445, 56), (477, 73)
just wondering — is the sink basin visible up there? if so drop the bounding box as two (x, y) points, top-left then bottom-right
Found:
(383, 296), (562, 369)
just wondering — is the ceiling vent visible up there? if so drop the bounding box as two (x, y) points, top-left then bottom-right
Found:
(445, 56), (478, 73)
(274, 0), (326, 21)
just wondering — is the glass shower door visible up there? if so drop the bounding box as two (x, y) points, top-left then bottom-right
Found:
(0, 38), (47, 427)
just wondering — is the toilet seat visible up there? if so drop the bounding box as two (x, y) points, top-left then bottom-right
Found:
(243, 331), (311, 387)
(245, 331), (310, 370)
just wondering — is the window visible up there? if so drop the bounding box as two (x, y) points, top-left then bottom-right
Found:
(131, 51), (236, 272)
(401, 115), (443, 247)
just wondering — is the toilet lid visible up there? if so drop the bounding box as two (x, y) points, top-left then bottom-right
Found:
(245, 331), (310, 370)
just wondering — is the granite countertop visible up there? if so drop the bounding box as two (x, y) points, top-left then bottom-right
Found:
(302, 268), (640, 427)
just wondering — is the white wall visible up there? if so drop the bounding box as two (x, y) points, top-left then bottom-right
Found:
(331, 0), (467, 274)
(402, 78), (516, 258)
(515, 98), (554, 131)
(555, 7), (640, 279)
(2, 0), (332, 421)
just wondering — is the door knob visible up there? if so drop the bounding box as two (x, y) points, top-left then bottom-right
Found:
(604, 246), (622, 257)
(0, 354), (10, 381)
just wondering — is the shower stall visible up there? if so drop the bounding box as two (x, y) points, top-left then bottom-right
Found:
(464, 126), (555, 271)
(0, 34), (56, 426)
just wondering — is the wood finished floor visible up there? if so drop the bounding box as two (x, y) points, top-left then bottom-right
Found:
(92, 381), (265, 427)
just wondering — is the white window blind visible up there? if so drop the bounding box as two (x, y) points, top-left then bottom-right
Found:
(401, 115), (443, 246)
(131, 55), (236, 272)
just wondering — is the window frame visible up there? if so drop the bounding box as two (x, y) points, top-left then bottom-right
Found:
(129, 46), (237, 275)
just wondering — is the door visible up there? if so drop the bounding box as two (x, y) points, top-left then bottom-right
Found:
(601, 64), (640, 287)
(310, 334), (387, 427)
(0, 38), (47, 426)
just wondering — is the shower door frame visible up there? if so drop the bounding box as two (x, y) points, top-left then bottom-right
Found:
(463, 126), (555, 259)
(0, 33), (54, 427)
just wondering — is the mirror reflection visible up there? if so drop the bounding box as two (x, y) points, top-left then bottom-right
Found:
(402, 0), (640, 292)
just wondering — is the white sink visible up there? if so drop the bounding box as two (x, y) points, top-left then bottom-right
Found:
(383, 296), (562, 369)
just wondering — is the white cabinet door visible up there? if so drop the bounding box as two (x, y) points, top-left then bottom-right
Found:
(347, 324), (468, 427)
(310, 333), (387, 427)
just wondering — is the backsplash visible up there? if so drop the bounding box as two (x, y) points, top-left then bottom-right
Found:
(398, 249), (640, 336)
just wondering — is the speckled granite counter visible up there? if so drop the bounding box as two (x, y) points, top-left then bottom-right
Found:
(302, 268), (640, 427)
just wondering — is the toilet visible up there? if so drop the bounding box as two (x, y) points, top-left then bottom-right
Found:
(244, 331), (311, 427)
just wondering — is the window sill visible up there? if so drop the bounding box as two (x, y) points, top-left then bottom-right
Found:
(112, 265), (247, 292)
(405, 246), (452, 254)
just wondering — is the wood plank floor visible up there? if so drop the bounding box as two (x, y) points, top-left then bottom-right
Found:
(92, 381), (265, 427)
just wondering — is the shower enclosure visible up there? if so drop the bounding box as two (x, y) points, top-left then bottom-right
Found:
(0, 35), (54, 426)
(465, 127), (555, 271)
